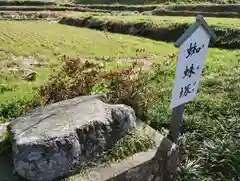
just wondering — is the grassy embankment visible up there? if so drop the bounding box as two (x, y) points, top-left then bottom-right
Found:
(66, 13), (240, 29)
(59, 14), (240, 49)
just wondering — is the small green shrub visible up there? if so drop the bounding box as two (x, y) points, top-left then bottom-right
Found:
(105, 66), (152, 118)
(0, 96), (37, 121)
(38, 56), (104, 104)
(38, 56), (153, 120)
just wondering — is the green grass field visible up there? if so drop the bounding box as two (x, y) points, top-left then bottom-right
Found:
(0, 20), (175, 121)
(0, 19), (239, 180)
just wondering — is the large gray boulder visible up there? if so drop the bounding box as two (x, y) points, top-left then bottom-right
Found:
(7, 95), (136, 181)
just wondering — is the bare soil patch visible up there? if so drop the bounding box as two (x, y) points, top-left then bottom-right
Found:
(1, 55), (48, 81)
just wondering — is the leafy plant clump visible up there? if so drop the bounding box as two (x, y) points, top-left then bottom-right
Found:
(38, 56), (153, 119)
(38, 56), (104, 104)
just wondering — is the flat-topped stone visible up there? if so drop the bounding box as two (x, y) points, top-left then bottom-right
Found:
(7, 95), (136, 181)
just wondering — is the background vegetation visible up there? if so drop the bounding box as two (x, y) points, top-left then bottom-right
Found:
(75, 0), (240, 5)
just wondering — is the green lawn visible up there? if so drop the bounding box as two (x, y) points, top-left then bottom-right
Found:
(0, 20), (175, 59)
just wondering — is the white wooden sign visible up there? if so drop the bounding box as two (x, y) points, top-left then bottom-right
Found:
(170, 15), (216, 109)
(168, 15), (216, 143)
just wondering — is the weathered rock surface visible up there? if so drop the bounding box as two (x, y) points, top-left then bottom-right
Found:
(7, 95), (136, 181)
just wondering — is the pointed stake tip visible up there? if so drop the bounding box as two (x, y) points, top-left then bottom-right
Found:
(196, 15), (203, 21)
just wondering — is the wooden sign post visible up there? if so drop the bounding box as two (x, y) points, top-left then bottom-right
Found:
(168, 15), (217, 143)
